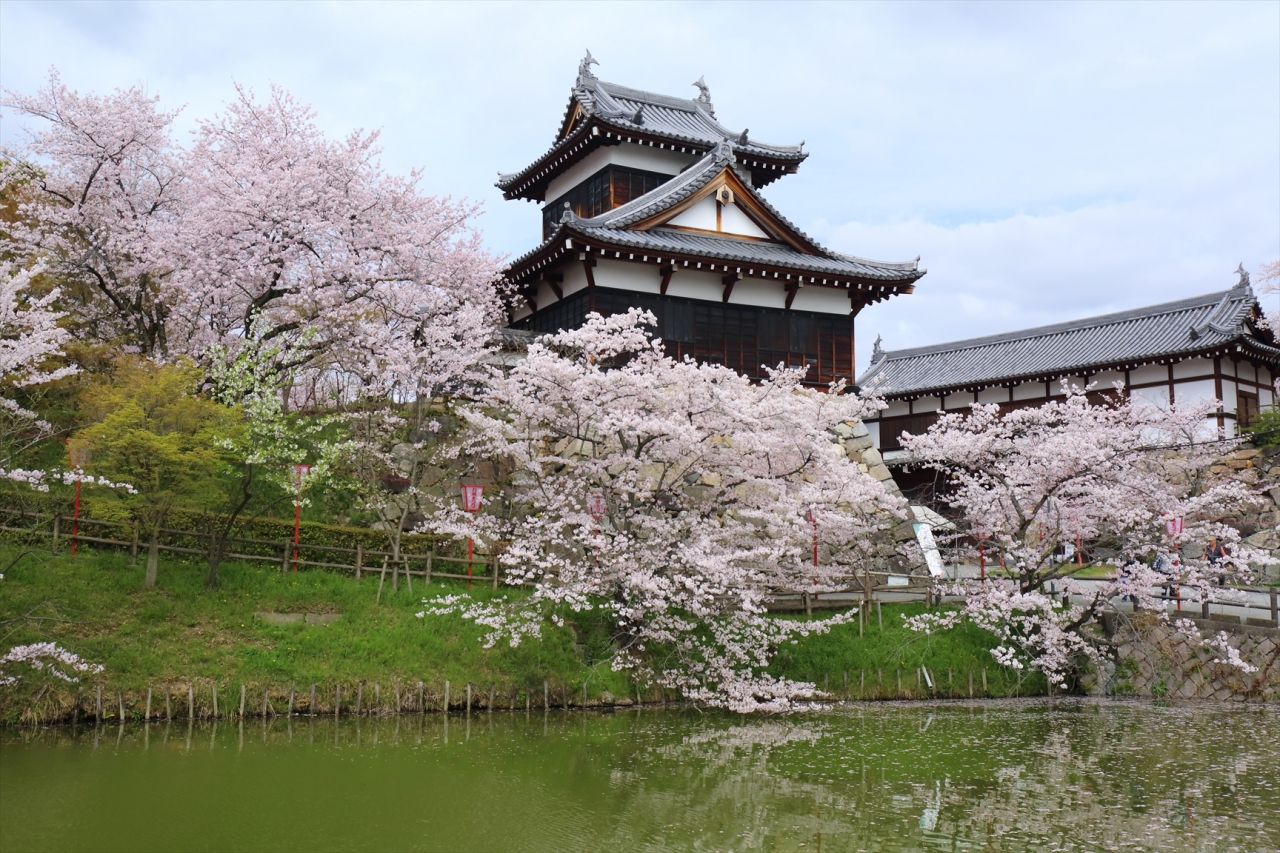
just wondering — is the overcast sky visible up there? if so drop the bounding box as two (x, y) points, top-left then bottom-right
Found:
(3, 1), (1277, 372)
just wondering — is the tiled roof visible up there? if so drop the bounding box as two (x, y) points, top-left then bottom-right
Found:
(497, 64), (807, 198)
(857, 282), (1279, 397)
(513, 145), (923, 285)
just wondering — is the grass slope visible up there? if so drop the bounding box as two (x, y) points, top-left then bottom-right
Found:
(0, 546), (1032, 722)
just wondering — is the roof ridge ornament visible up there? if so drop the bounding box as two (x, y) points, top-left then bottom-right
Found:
(872, 335), (886, 362)
(577, 50), (599, 87)
(632, 105), (644, 125)
(692, 76), (712, 104)
(559, 201), (578, 225)
(736, 128), (749, 146)
(1236, 262), (1251, 288)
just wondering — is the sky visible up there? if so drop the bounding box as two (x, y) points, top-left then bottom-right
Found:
(2, 0), (1278, 373)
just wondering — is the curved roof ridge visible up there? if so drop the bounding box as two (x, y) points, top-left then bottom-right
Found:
(828, 249), (923, 272)
(877, 287), (1248, 362)
(576, 149), (728, 229)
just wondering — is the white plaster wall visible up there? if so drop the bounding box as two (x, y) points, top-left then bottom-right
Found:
(945, 394), (973, 410)
(865, 420), (880, 449)
(665, 268), (723, 302)
(544, 144), (692, 202)
(884, 400), (910, 418)
(727, 277), (787, 309)
(1259, 366), (1272, 389)
(1132, 385), (1171, 410)
(560, 263), (591, 298)
(912, 396), (941, 415)
(1238, 361), (1257, 383)
(720, 202), (769, 238)
(1012, 381), (1047, 401)
(1130, 364), (1168, 385)
(1173, 378), (1217, 404)
(1261, 384), (1274, 407)
(511, 302), (532, 322)
(790, 286), (851, 315)
(1092, 370), (1125, 391)
(1172, 357), (1214, 379)
(1220, 379), (1238, 412)
(667, 196), (719, 230)
(594, 258), (661, 293)
(977, 387), (1007, 405)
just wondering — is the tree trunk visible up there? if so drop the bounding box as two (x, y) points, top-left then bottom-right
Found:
(144, 524), (161, 587)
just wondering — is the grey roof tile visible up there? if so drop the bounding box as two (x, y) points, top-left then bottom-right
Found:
(857, 283), (1278, 397)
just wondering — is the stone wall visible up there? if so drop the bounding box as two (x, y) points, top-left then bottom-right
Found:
(1220, 444), (1280, 582)
(1081, 612), (1280, 702)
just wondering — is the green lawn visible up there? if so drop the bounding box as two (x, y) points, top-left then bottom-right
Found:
(0, 544), (1026, 722)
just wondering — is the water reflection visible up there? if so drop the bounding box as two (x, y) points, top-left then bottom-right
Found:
(1, 700), (1276, 852)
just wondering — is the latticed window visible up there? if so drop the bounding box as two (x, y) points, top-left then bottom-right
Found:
(542, 167), (673, 239)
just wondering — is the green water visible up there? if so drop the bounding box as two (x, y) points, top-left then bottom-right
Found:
(1, 699), (1277, 853)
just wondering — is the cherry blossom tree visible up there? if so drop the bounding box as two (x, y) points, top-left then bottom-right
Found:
(421, 310), (909, 712)
(1258, 260), (1280, 339)
(901, 386), (1271, 687)
(166, 84), (503, 390)
(1, 261), (75, 490)
(1, 70), (181, 354)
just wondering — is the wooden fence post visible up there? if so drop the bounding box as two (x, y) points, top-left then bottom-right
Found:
(543, 680), (549, 711)
(262, 687), (269, 717)
(982, 669), (988, 695)
(969, 669), (974, 698)
(165, 686), (171, 720)
(335, 685), (341, 718)
(418, 681), (424, 712)
(95, 684), (102, 719)
(52, 514), (60, 545)
(130, 529), (140, 566)
(212, 683), (218, 718)
(119, 691), (126, 721)
(355, 544), (364, 580)
(1271, 588), (1278, 628)
(425, 551), (433, 585)
(488, 683), (495, 712)
(310, 684), (317, 716)
(239, 684), (246, 718)
(444, 680), (450, 712)
(145, 687), (152, 720)
(492, 555), (499, 590)
(187, 683), (194, 719)
(355, 683), (363, 716)
(877, 601), (882, 630)
(281, 541), (291, 573)
(287, 687), (295, 716)
(465, 682), (472, 715)
(376, 558), (388, 604)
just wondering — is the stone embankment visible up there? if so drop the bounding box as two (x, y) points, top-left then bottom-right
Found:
(1082, 612), (1279, 701)
(1218, 444), (1280, 581)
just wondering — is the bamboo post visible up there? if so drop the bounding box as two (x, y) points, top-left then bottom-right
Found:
(188, 683), (194, 719)
(335, 685), (341, 718)
(281, 540), (291, 573)
(95, 684), (102, 719)
(425, 552), (433, 585)
(119, 691), (126, 721)
(1202, 599), (1211, 619)
(581, 681), (587, 707)
(356, 683), (363, 716)
(465, 683), (472, 715)
(310, 684), (317, 716)
(418, 681), (424, 712)
(374, 683), (380, 713)
(544, 680), (549, 711)
(261, 688), (269, 717)
(355, 544), (364, 579)
(52, 514), (61, 545)
(860, 669), (865, 694)
(877, 601), (882, 630)
(212, 683), (218, 718)
(165, 686), (171, 720)
(239, 684), (246, 718)
(492, 555), (499, 590)
(394, 683), (401, 714)
(145, 687), (153, 720)
(444, 680), (450, 712)
(897, 669), (902, 695)
(287, 686), (295, 716)
(488, 683), (495, 712)
(969, 669), (974, 698)
(982, 669), (988, 695)
(404, 559), (412, 595)
(1271, 588), (1278, 628)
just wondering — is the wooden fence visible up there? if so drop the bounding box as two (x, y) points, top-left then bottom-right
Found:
(0, 508), (500, 588)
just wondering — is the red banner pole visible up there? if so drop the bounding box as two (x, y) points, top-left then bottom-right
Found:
(71, 480), (81, 556)
(293, 503), (301, 573)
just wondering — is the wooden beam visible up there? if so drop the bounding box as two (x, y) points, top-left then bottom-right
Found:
(546, 273), (563, 300)
(785, 282), (798, 310)
(582, 256), (596, 289)
(721, 273), (739, 303)
(659, 266), (674, 295)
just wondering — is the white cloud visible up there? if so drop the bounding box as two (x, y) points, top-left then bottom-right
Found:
(2, 0), (1276, 374)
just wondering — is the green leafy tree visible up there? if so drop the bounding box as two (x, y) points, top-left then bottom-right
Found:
(76, 357), (232, 586)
